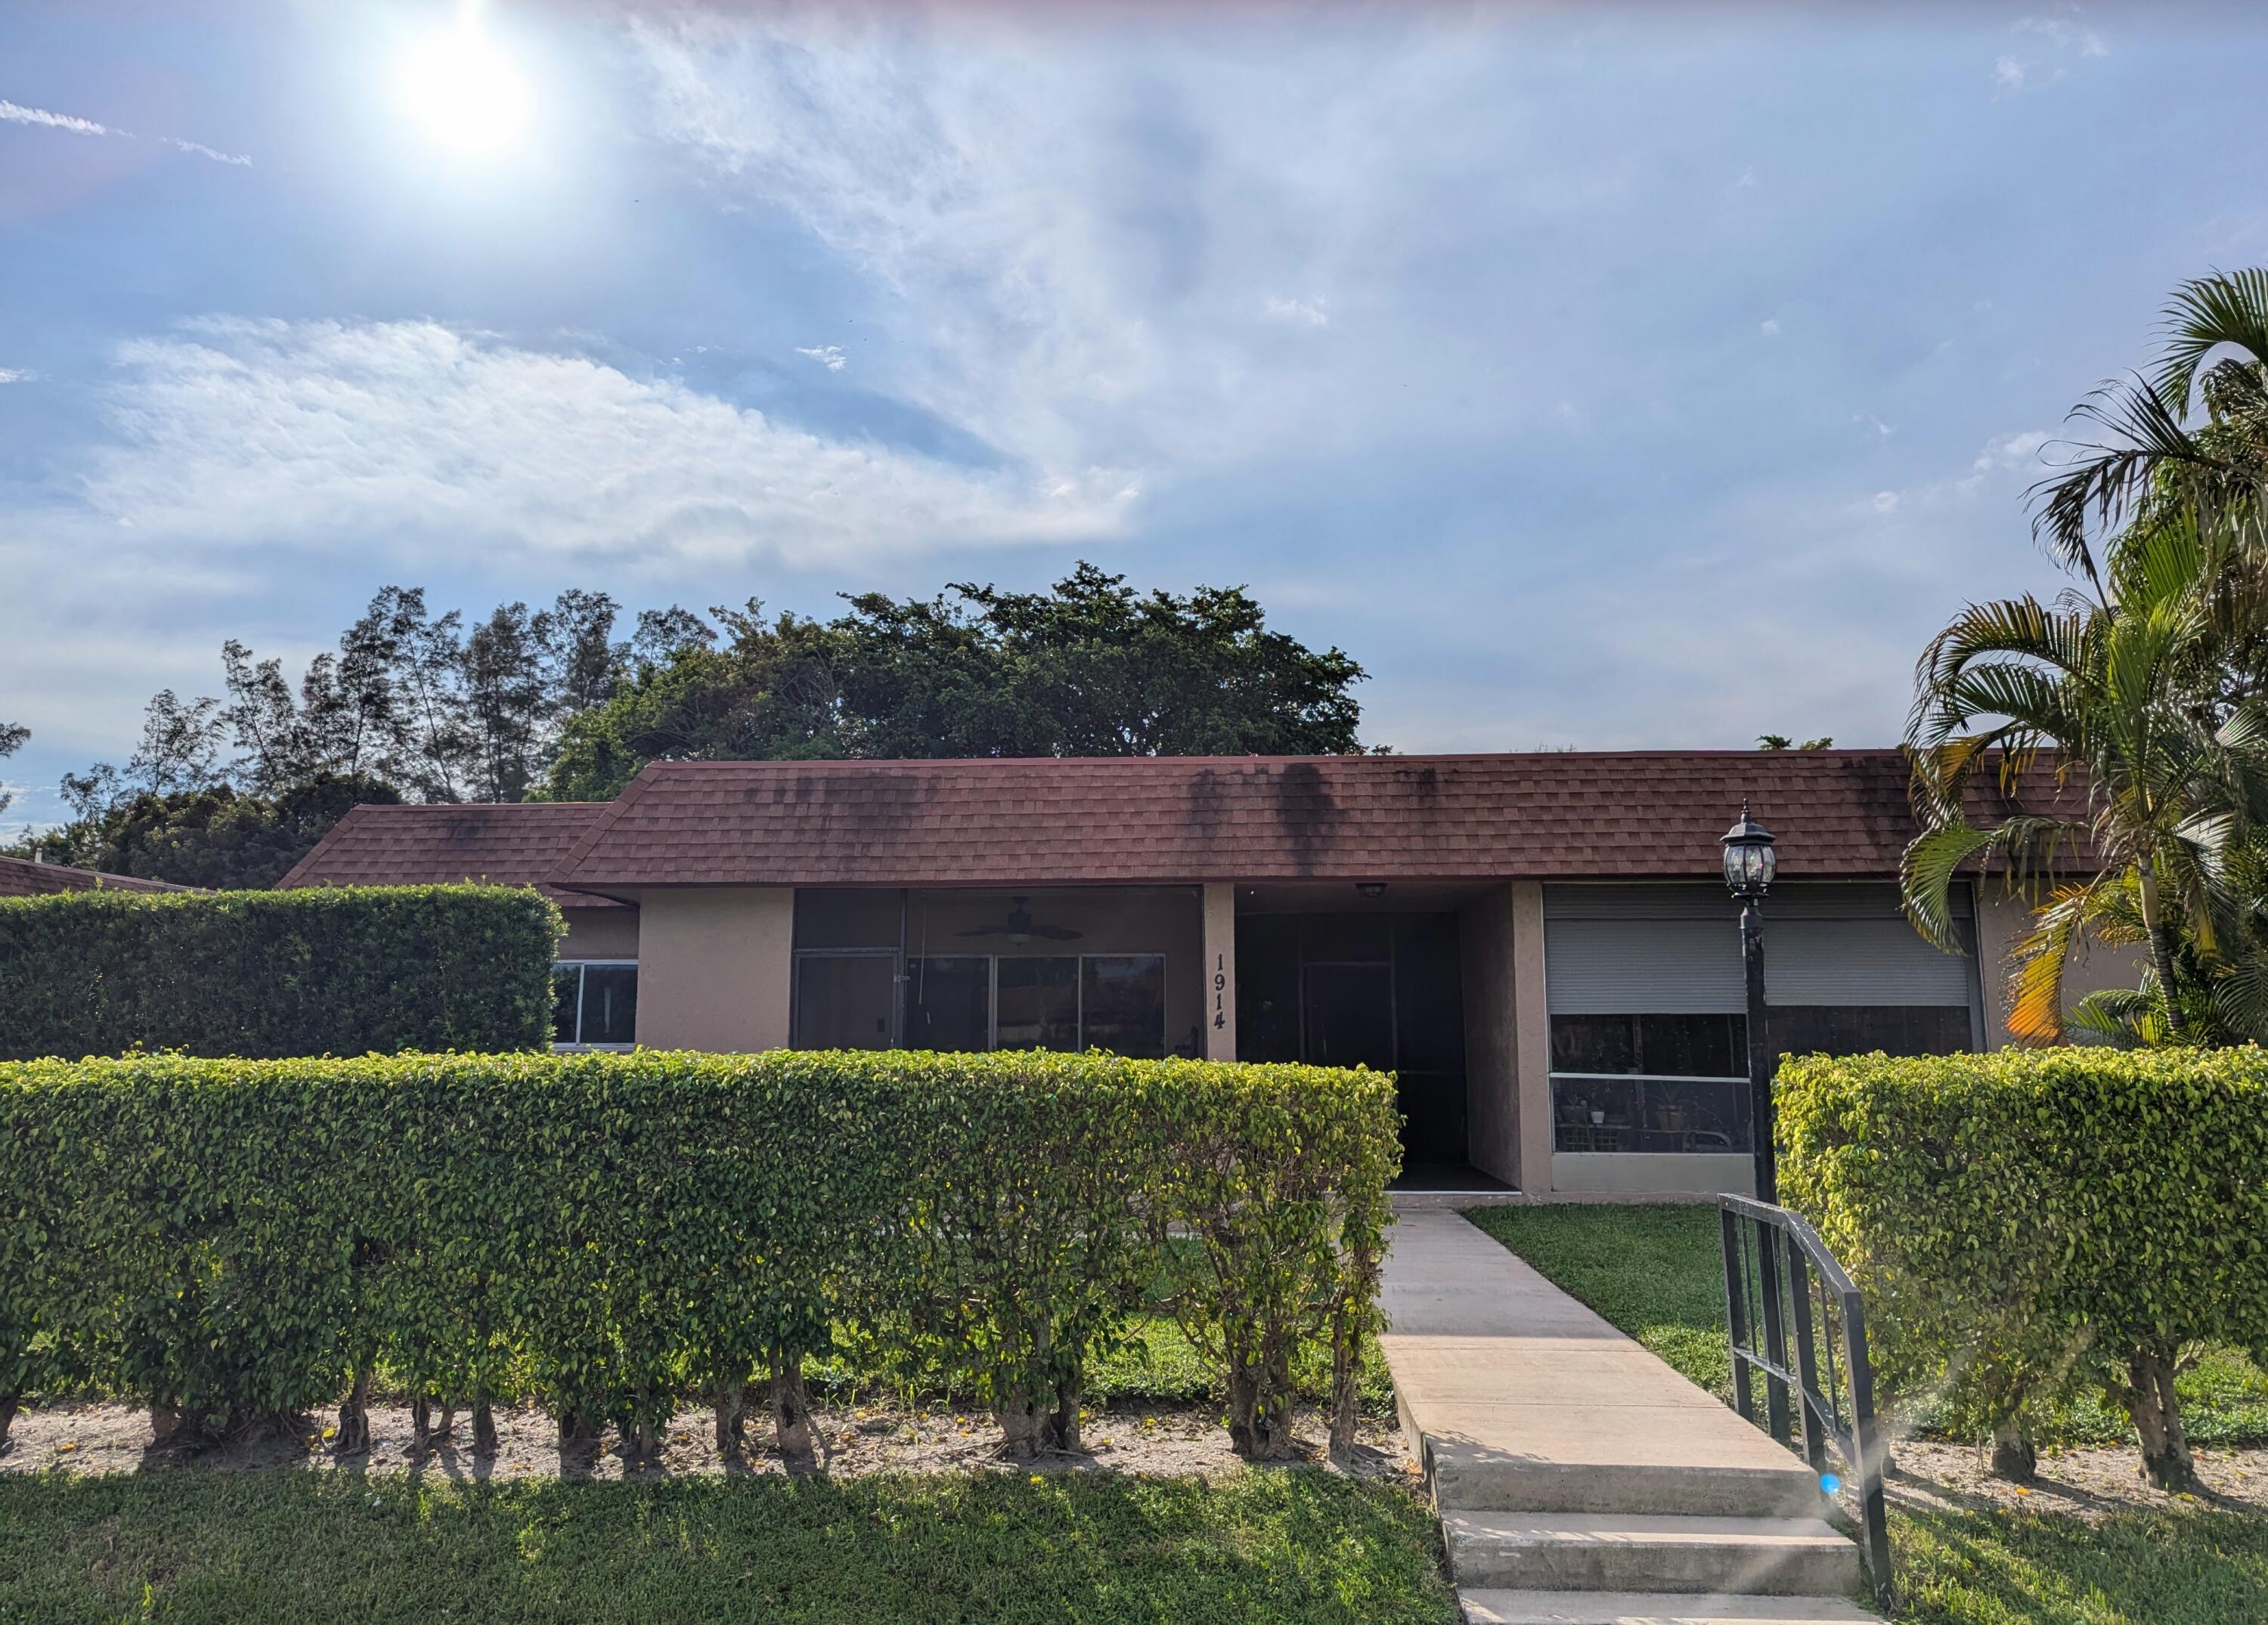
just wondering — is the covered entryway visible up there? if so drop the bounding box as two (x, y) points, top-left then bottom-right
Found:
(1234, 885), (1500, 1188)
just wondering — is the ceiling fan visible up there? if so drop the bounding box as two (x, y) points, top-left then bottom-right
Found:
(956, 896), (1082, 944)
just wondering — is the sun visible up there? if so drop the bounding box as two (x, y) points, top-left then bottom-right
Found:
(400, 8), (532, 160)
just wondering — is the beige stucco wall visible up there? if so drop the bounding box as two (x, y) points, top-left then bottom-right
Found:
(1975, 887), (2149, 1045)
(1510, 882), (1554, 1196)
(1551, 1152), (1755, 1198)
(1458, 884), (1522, 1187)
(634, 887), (795, 1052)
(793, 887), (1208, 1057)
(558, 906), (639, 962)
(1202, 884), (1237, 1060)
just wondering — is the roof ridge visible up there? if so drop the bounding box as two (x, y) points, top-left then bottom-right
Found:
(622, 748), (1919, 771)
(551, 760), (663, 885)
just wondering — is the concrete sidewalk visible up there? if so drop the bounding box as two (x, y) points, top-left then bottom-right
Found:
(1380, 1209), (1878, 1625)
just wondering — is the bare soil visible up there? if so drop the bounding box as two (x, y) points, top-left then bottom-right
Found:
(0, 1398), (1418, 1485)
(1887, 1439), (2268, 1520)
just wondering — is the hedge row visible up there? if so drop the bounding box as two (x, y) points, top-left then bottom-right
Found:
(0, 1050), (1398, 1465)
(1779, 1048), (2268, 1493)
(0, 886), (563, 1060)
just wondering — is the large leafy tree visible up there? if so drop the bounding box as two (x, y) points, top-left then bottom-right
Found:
(25, 773), (404, 890)
(0, 720), (25, 819)
(541, 564), (1371, 801)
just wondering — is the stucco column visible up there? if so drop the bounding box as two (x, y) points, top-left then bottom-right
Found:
(1510, 881), (1554, 1196)
(1201, 882), (1238, 1060)
(634, 887), (796, 1053)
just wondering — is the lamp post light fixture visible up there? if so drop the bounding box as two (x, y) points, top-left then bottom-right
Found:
(1721, 802), (1780, 1203)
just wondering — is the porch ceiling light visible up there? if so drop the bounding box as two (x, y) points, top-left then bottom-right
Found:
(1720, 801), (1777, 899)
(1356, 882), (1387, 899)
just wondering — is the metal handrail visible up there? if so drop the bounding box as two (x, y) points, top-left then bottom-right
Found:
(1720, 1193), (1892, 1609)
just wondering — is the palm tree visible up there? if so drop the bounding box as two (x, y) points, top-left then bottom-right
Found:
(1903, 515), (2261, 1042)
(2032, 268), (2268, 593)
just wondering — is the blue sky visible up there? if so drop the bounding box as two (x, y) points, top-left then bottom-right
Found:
(2, 2), (2263, 821)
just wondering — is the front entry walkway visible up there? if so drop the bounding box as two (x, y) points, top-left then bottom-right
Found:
(1379, 1211), (1879, 1624)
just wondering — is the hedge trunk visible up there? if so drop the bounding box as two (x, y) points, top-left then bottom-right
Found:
(1988, 1419), (2037, 1484)
(1049, 1379), (1083, 1454)
(557, 1409), (602, 1469)
(471, 1397), (499, 1456)
(2123, 1348), (2201, 1494)
(769, 1360), (814, 1460)
(411, 1396), (455, 1450)
(0, 1392), (18, 1453)
(334, 1365), (373, 1455)
(622, 1416), (664, 1473)
(710, 1379), (751, 1459)
(1227, 1367), (1297, 1461)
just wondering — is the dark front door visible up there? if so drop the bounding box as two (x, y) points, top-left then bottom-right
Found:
(793, 953), (897, 1050)
(1302, 963), (1396, 1070)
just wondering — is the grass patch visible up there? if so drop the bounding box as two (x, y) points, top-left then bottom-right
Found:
(1460, 1203), (1731, 1400)
(1464, 1203), (2268, 1623)
(1891, 1504), (2268, 1624)
(0, 1469), (1455, 1625)
(1460, 1203), (2268, 1447)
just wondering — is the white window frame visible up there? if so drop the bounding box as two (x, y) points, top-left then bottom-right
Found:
(553, 958), (638, 1051)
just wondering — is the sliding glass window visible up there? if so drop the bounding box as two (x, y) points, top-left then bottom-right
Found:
(552, 961), (638, 1049)
(898, 952), (1167, 1057)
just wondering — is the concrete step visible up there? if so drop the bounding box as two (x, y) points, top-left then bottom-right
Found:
(1445, 1512), (1864, 1597)
(1460, 1592), (1880, 1624)
(1422, 1435), (1826, 1518)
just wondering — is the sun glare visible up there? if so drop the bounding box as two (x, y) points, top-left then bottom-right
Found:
(400, 9), (531, 160)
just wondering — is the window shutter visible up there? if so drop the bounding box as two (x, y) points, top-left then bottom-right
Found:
(1544, 884), (1972, 1013)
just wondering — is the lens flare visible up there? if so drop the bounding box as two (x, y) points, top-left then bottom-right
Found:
(400, 8), (531, 159)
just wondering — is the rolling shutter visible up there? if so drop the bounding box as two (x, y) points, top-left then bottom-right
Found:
(1543, 884), (1972, 1013)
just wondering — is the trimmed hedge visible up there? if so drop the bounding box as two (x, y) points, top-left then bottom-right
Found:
(0, 1050), (1398, 1465)
(1779, 1048), (2268, 1492)
(0, 886), (564, 1060)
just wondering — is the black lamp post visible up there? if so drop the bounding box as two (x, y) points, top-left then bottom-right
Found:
(1721, 802), (1780, 1203)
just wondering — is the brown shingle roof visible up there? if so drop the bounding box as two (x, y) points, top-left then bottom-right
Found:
(547, 751), (2085, 890)
(0, 856), (196, 898)
(277, 802), (624, 907)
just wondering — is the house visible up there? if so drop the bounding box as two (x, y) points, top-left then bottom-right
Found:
(0, 854), (195, 898)
(279, 750), (2127, 1199)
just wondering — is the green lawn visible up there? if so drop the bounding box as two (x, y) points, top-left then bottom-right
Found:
(1463, 1202), (2268, 1625)
(1460, 1204), (2268, 1446)
(0, 1469), (1456, 1625)
(1889, 1504), (2268, 1624)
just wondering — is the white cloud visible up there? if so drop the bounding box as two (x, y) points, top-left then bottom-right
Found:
(0, 368), (29, 384)
(1972, 428), (2052, 475)
(626, 11), (1511, 480)
(0, 98), (118, 136)
(164, 137), (252, 168)
(795, 344), (847, 371)
(0, 96), (249, 165)
(1872, 491), (1901, 515)
(1854, 413), (1896, 439)
(67, 317), (1135, 568)
(1759, 318), (1780, 338)
(1995, 12), (2108, 96)
(1263, 296), (1329, 328)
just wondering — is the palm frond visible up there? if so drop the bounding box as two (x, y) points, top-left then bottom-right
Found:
(2155, 268), (2268, 412)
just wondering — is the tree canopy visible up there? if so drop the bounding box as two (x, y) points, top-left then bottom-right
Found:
(541, 564), (1371, 801)
(11, 565), (1371, 884)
